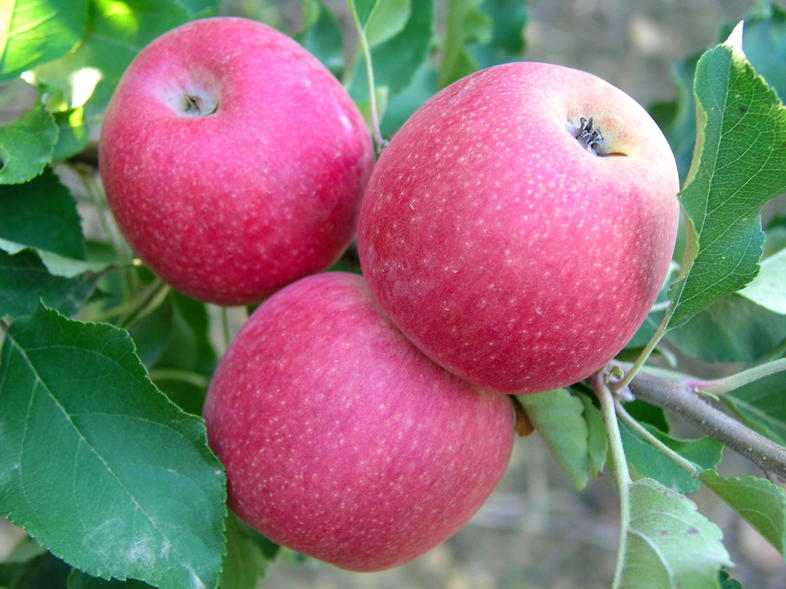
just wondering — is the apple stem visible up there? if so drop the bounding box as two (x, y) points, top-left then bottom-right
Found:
(347, 0), (385, 154)
(591, 371), (631, 589)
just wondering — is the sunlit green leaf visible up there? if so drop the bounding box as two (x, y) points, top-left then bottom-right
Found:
(736, 247), (786, 314)
(0, 0), (89, 81)
(31, 0), (190, 124)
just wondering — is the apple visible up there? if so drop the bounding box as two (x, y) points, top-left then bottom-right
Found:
(202, 272), (515, 571)
(358, 62), (680, 393)
(99, 17), (373, 305)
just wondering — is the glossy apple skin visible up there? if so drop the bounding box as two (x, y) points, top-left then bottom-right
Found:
(358, 62), (680, 393)
(202, 272), (515, 571)
(99, 18), (373, 305)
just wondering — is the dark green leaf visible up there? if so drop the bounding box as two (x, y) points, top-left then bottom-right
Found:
(0, 0), (89, 81)
(350, 0), (434, 100)
(172, 0), (218, 17)
(468, 0), (527, 68)
(51, 108), (90, 161)
(218, 514), (269, 589)
(0, 167), (84, 258)
(32, 0), (190, 124)
(719, 569), (743, 589)
(0, 101), (58, 184)
(0, 249), (98, 319)
(666, 37), (786, 330)
(0, 552), (71, 589)
(701, 470), (786, 556)
(297, 1), (344, 78)
(380, 61), (437, 137)
(68, 570), (153, 588)
(0, 305), (226, 589)
(128, 297), (175, 369)
(723, 370), (786, 446)
(439, 0), (527, 89)
(352, 0), (377, 28)
(621, 419), (722, 494)
(618, 478), (731, 588)
(667, 294), (786, 363)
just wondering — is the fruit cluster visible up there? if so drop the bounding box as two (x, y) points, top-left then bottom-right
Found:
(100, 17), (679, 571)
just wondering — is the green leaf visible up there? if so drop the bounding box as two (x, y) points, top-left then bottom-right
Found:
(218, 514), (269, 589)
(737, 247), (786, 314)
(620, 421), (723, 494)
(297, 1), (344, 78)
(467, 0), (527, 70)
(720, 569), (743, 589)
(365, 0), (410, 48)
(439, 0), (526, 89)
(618, 478), (731, 588)
(0, 100), (58, 184)
(0, 167), (84, 259)
(0, 305), (226, 589)
(380, 61), (437, 137)
(740, 1), (786, 103)
(0, 249), (99, 319)
(0, 552), (72, 589)
(666, 35), (786, 331)
(31, 0), (190, 123)
(68, 570), (153, 588)
(172, 0), (218, 17)
(439, 0), (492, 89)
(723, 370), (786, 446)
(0, 0), (89, 81)
(667, 294), (786, 363)
(352, 0), (377, 28)
(350, 0), (434, 100)
(701, 470), (786, 556)
(578, 392), (608, 478)
(517, 389), (590, 489)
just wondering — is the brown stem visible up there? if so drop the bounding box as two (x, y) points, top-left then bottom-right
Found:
(622, 368), (786, 481)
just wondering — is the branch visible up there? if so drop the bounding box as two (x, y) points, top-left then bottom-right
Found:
(618, 365), (786, 481)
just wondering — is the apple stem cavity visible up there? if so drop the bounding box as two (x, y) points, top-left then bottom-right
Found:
(180, 92), (218, 116)
(573, 116), (607, 155)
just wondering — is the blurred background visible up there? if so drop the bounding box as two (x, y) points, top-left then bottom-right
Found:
(2, 0), (783, 587)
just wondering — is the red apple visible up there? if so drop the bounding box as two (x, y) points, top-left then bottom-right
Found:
(99, 17), (373, 305)
(202, 272), (515, 571)
(358, 62), (680, 393)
